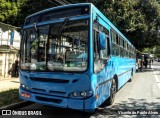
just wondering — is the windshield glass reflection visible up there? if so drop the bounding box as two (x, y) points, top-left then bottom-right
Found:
(20, 19), (89, 72)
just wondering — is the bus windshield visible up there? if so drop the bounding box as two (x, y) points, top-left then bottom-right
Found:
(20, 19), (89, 72)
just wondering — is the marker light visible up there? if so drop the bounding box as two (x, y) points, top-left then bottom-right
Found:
(88, 91), (93, 96)
(21, 84), (25, 88)
(26, 86), (29, 90)
(21, 84), (29, 91)
(85, 8), (88, 11)
(73, 92), (78, 97)
(95, 95), (99, 100)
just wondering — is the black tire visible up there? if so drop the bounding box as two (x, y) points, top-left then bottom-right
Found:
(128, 70), (133, 82)
(106, 79), (116, 105)
(128, 76), (132, 82)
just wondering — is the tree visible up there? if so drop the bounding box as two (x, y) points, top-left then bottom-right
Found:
(68, 0), (160, 51)
(136, 0), (160, 50)
(155, 46), (160, 57)
(1, 0), (160, 51)
(0, 0), (24, 26)
(0, 0), (55, 26)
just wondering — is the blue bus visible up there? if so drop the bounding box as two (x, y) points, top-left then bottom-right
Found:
(19, 3), (136, 112)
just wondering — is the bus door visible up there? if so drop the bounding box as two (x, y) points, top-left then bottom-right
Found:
(93, 14), (113, 106)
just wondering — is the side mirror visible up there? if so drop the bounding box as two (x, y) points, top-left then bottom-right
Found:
(99, 32), (107, 50)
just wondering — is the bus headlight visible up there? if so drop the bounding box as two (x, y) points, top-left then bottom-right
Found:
(73, 92), (78, 97)
(80, 91), (86, 97)
(21, 84), (30, 91)
(69, 90), (93, 98)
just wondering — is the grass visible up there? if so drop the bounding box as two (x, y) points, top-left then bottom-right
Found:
(0, 89), (21, 107)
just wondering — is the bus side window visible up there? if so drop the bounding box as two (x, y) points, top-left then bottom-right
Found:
(94, 29), (110, 73)
(111, 31), (116, 56)
(100, 35), (110, 60)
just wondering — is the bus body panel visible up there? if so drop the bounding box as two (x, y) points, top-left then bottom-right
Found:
(19, 71), (92, 98)
(19, 3), (136, 112)
(111, 57), (136, 89)
(91, 8), (114, 107)
(89, 4), (136, 107)
(92, 60), (113, 108)
(91, 5), (111, 107)
(19, 88), (95, 111)
(19, 70), (96, 111)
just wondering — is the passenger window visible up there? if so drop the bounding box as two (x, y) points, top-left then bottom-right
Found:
(100, 36), (110, 59)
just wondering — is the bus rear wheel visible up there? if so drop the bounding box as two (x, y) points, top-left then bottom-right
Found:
(106, 79), (116, 105)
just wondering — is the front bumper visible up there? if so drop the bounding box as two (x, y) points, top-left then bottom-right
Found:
(19, 88), (95, 112)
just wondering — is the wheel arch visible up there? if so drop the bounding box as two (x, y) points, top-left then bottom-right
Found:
(113, 74), (118, 92)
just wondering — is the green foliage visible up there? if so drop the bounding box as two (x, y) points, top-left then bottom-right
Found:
(137, 0), (160, 48)
(0, 0), (23, 26)
(0, 89), (20, 107)
(0, 0), (53, 26)
(0, 0), (160, 51)
(143, 47), (155, 54)
(69, 0), (160, 51)
(155, 46), (160, 57)
(143, 46), (160, 58)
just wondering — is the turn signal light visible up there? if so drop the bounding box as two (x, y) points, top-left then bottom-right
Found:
(21, 92), (31, 98)
(95, 95), (98, 100)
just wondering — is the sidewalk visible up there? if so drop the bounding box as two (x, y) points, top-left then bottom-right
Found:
(0, 77), (20, 92)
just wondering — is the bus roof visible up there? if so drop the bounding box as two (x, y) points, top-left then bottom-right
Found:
(26, 3), (92, 19)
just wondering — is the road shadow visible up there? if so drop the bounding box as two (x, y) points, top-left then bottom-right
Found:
(19, 98), (160, 118)
(153, 68), (160, 71)
(136, 68), (153, 73)
(152, 63), (160, 69)
(19, 103), (92, 118)
(152, 66), (160, 75)
(10, 81), (20, 83)
(136, 65), (160, 74)
(156, 97), (160, 100)
(93, 98), (160, 117)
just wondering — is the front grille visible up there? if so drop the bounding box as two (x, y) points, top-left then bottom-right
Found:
(36, 96), (62, 103)
(32, 88), (46, 92)
(30, 77), (69, 83)
(49, 90), (66, 95)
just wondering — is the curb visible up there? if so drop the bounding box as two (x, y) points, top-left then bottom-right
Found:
(0, 101), (33, 110)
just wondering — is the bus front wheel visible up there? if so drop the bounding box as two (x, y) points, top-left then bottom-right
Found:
(106, 79), (116, 105)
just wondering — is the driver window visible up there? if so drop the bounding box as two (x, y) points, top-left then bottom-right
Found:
(93, 24), (110, 74)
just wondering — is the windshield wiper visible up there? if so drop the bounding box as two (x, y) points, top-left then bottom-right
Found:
(58, 17), (69, 37)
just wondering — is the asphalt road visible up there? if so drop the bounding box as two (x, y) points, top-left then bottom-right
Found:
(1, 61), (160, 118)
